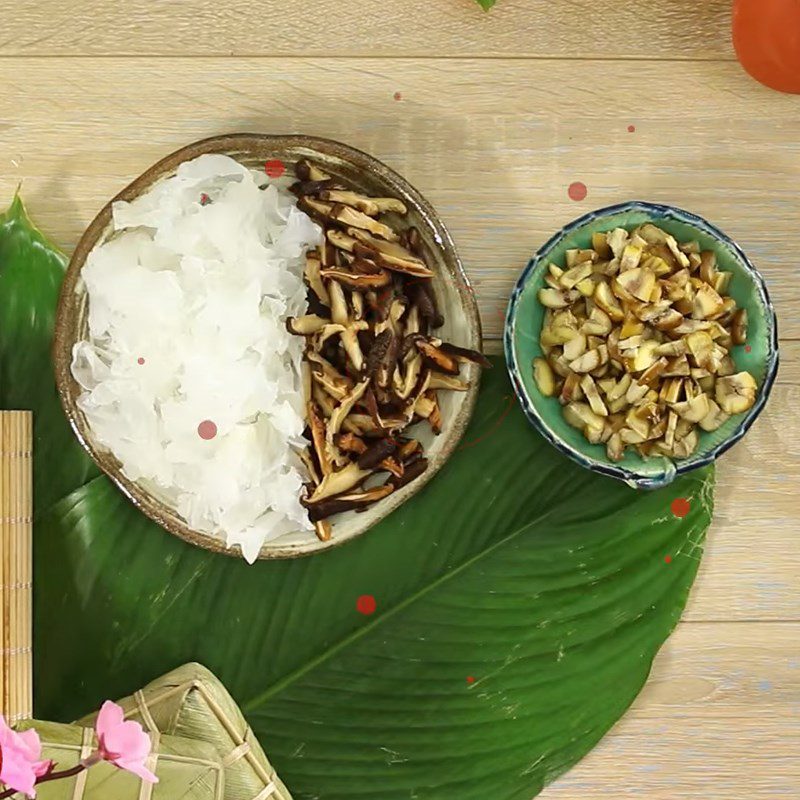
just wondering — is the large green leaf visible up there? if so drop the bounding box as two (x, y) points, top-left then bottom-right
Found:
(0, 196), (98, 507)
(1, 196), (713, 799)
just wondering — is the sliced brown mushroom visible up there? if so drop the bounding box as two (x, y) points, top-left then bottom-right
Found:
(318, 189), (381, 215)
(289, 162), (491, 533)
(327, 280), (367, 370)
(307, 351), (354, 401)
(307, 400), (333, 476)
(307, 460), (371, 503)
(345, 413), (385, 436)
(407, 281), (441, 330)
(371, 197), (408, 214)
(335, 431), (368, 455)
(295, 160), (331, 182)
(377, 333), (400, 389)
(328, 201), (399, 241)
(379, 457), (404, 479)
(312, 383), (337, 417)
(305, 254), (330, 306)
(414, 390), (442, 434)
(437, 342), (492, 369)
(314, 519), (333, 541)
(415, 338), (460, 375)
(350, 290), (365, 321)
(328, 380), (370, 439)
(347, 228), (434, 278)
(396, 350), (423, 400)
(357, 438), (398, 470)
(313, 323), (347, 350)
(320, 267), (392, 290)
(286, 314), (329, 335)
(351, 257), (384, 275)
(389, 457), (428, 489)
(299, 448), (321, 487)
(297, 195), (399, 242)
(429, 372), (470, 391)
(397, 438), (421, 460)
(327, 228), (358, 253)
(364, 329), (393, 381)
(306, 483), (395, 522)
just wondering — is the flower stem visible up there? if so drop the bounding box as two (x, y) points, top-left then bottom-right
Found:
(37, 764), (87, 784)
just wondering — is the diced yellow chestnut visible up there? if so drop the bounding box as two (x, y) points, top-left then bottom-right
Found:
(533, 357), (556, 397)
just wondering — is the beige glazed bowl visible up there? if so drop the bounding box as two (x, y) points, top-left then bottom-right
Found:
(53, 134), (482, 559)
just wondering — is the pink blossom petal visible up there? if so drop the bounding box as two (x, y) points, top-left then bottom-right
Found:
(104, 720), (151, 760)
(33, 760), (54, 778)
(92, 700), (157, 783)
(16, 728), (42, 758)
(115, 759), (159, 784)
(95, 700), (125, 740)
(0, 715), (46, 797)
(1, 752), (38, 797)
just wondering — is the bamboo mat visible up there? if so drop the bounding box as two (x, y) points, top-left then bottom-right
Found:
(0, 410), (33, 722)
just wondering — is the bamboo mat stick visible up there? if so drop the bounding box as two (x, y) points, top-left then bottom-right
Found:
(0, 411), (33, 722)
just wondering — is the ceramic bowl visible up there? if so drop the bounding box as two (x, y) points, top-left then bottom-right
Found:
(504, 201), (779, 489)
(54, 134), (482, 558)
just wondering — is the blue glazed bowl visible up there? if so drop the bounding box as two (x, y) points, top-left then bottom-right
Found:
(504, 201), (779, 489)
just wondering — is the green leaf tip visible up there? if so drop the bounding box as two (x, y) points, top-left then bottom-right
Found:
(0, 190), (67, 266)
(475, 0), (496, 9)
(1, 189), (27, 224)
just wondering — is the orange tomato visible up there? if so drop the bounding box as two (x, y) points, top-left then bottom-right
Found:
(732, 0), (800, 93)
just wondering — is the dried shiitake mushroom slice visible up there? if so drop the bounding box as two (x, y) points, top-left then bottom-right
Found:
(289, 159), (490, 535)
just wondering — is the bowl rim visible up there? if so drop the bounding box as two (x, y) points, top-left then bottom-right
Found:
(503, 199), (780, 489)
(53, 133), (482, 558)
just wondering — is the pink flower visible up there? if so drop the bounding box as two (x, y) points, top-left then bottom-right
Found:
(94, 702), (158, 783)
(0, 716), (53, 798)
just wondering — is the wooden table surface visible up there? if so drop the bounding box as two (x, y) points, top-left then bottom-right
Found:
(1, 1), (798, 797)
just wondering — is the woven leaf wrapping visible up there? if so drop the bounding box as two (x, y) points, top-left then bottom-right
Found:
(77, 663), (291, 800)
(16, 719), (224, 800)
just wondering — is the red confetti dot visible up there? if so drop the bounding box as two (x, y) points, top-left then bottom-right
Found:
(627, 124), (636, 133)
(200, 193), (210, 205)
(671, 497), (691, 518)
(197, 420), (218, 440)
(393, 91), (402, 101)
(664, 555), (672, 564)
(356, 595), (376, 615)
(745, 345), (752, 353)
(137, 357), (145, 365)
(264, 159), (285, 179)
(466, 676), (475, 684)
(568, 181), (587, 201)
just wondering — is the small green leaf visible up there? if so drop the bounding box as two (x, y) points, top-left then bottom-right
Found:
(475, 0), (497, 10)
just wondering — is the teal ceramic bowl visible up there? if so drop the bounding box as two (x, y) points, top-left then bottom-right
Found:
(504, 201), (779, 489)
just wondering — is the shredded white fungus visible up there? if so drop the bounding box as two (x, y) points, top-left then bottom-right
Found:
(71, 154), (322, 562)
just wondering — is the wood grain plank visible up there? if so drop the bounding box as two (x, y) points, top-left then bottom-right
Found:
(689, 393), (800, 622)
(543, 622), (800, 798)
(1, 57), (797, 334)
(0, 0), (735, 59)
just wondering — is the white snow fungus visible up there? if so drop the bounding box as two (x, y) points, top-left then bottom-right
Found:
(71, 154), (322, 562)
